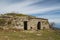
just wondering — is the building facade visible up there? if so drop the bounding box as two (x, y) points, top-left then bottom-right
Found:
(0, 15), (50, 30)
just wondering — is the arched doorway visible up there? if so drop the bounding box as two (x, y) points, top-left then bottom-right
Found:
(24, 21), (27, 30)
(37, 22), (41, 30)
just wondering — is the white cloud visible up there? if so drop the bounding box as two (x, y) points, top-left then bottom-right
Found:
(0, 0), (40, 13)
(1, 4), (60, 14)
(23, 6), (60, 14)
(0, 0), (60, 14)
(49, 19), (60, 23)
(0, 0), (60, 15)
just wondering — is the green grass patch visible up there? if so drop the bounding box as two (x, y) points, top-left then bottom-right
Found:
(0, 30), (60, 40)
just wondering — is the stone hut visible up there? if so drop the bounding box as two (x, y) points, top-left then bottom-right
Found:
(0, 13), (49, 30)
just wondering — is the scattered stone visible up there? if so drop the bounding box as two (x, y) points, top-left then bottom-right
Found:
(13, 30), (16, 32)
(36, 33), (42, 36)
(5, 36), (8, 38)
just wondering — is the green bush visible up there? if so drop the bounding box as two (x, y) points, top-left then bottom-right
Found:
(0, 19), (6, 26)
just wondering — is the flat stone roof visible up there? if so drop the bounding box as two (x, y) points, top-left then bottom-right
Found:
(30, 18), (48, 20)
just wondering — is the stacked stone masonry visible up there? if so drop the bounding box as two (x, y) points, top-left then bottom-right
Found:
(0, 15), (50, 30)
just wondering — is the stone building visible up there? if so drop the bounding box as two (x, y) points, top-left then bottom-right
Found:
(0, 13), (50, 30)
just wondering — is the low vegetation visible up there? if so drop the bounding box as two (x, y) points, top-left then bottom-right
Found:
(0, 19), (6, 26)
(4, 13), (36, 18)
(0, 30), (60, 40)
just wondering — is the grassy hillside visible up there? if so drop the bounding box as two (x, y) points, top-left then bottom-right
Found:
(3, 13), (36, 18)
(0, 30), (60, 40)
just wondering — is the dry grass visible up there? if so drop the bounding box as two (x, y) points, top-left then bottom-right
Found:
(0, 30), (60, 40)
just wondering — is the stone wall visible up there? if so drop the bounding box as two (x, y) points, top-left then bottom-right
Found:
(0, 16), (50, 30)
(28, 18), (49, 30)
(41, 19), (49, 29)
(10, 16), (29, 30)
(28, 19), (41, 30)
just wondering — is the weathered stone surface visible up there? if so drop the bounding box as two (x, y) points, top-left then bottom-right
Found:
(0, 13), (50, 30)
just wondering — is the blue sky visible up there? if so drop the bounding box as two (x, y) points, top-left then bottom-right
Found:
(0, 0), (60, 28)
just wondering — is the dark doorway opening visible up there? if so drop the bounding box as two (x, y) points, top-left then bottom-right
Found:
(24, 21), (27, 30)
(37, 22), (41, 30)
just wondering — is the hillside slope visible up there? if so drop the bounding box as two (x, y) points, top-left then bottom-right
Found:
(3, 13), (36, 18)
(0, 30), (60, 40)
